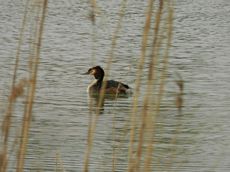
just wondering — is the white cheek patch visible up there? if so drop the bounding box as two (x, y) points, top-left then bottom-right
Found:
(90, 69), (96, 75)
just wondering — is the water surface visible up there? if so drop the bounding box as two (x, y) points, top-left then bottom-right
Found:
(0, 0), (230, 171)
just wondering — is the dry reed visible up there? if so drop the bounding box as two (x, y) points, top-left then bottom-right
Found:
(128, 1), (174, 172)
(84, 0), (174, 171)
(128, 0), (155, 170)
(0, 0), (174, 171)
(83, 1), (128, 171)
(0, 0), (48, 171)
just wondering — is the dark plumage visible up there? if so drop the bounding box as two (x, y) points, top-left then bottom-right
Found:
(84, 66), (131, 96)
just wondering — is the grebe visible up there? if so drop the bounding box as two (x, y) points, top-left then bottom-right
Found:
(84, 66), (131, 96)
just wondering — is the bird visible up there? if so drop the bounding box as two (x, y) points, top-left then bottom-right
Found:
(84, 66), (131, 97)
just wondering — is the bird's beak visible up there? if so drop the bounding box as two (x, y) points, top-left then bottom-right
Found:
(82, 71), (89, 75)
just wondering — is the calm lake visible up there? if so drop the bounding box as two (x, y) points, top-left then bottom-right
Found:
(0, 0), (230, 171)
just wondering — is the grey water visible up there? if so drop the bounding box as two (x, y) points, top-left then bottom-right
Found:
(0, 0), (230, 171)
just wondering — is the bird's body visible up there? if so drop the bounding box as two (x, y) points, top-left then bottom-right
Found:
(85, 66), (131, 96)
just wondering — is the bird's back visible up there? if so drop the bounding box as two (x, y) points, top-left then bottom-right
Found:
(105, 80), (130, 94)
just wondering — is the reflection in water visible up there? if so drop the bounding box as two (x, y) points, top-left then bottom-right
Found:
(87, 94), (105, 115)
(87, 92), (132, 115)
(175, 73), (184, 115)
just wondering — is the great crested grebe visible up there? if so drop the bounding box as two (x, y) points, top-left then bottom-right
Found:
(84, 66), (131, 96)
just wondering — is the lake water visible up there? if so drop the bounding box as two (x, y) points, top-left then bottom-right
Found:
(0, 0), (230, 171)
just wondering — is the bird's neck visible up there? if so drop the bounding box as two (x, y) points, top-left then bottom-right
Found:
(96, 77), (103, 89)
